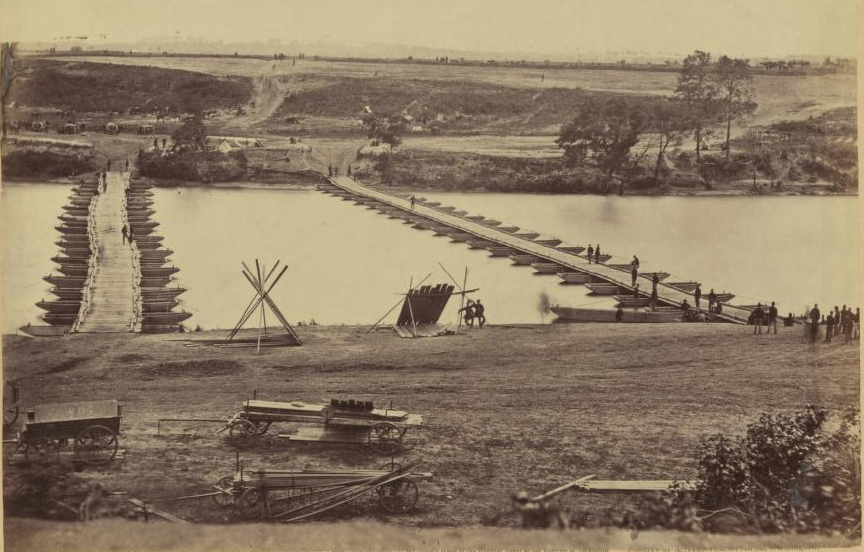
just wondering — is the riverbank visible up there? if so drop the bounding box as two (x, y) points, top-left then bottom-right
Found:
(3, 324), (858, 532)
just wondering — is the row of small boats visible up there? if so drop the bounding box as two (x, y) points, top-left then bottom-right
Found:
(34, 177), (191, 332)
(321, 183), (743, 324)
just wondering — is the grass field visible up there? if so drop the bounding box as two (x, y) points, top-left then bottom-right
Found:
(63, 55), (857, 128)
(2, 323), (858, 530)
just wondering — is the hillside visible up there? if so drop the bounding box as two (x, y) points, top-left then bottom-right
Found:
(7, 59), (252, 113)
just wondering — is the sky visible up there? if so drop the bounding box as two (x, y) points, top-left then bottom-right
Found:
(0, 0), (858, 58)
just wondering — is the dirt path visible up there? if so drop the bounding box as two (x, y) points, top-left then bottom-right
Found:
(226, 72), (291, 129)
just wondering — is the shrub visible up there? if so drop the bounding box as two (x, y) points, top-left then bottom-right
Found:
(1, 148), (98, 177)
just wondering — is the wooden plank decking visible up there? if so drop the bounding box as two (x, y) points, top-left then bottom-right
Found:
(327, 176), (749, 324)
(75, 171), (140, 333)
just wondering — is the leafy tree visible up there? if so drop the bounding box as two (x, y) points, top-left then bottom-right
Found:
(648, 99), (695, 182)
(556, 97), (647, 183)
(171, 112), (207, 151)
(362, 114), (405, 147)
(675, 50), (720, 161)
(373, 152), (394, 183)
(713, 56), (757, 161)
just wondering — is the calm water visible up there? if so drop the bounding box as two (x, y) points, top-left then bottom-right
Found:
(2, 183), (859, 332)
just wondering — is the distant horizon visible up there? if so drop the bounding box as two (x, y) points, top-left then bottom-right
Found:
(10, 37), (857, 66)
(1, 0), (857, 60)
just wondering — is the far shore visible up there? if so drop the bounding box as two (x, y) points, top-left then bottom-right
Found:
(3, 175), (857, 198)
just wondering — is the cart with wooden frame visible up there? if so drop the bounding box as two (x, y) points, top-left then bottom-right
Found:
(210, 459), (432, 521)
(14, 399), (122, 464)
(222, 397), (423, 454)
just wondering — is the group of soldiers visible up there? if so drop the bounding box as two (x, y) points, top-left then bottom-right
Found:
(458, 299), (486, 328)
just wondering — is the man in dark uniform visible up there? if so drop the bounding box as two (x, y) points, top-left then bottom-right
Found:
(121, 225), (129, 244)
(752, 303), (764, 334)
(809, 304), (821, 344)
(474, 300), (486, 328)
(767, 301), (778, 334)
(694, 285), (702, 309)
(630, 266), (638, 287)
(708, 289), (717, 311)
(586, 244), (594, 264)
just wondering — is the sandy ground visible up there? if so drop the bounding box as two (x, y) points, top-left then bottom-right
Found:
(4, 517), (856, 551)
(2, 324), (859, 536)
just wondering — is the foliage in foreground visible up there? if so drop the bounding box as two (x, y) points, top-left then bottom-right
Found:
(630, 406), (860, 534)
(1, 148), (98, 178)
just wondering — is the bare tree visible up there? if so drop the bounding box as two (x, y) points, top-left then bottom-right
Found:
(713, 56), (757, 161)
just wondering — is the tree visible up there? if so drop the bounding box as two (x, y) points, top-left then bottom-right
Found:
(362, 114), (406, 147)
(171, 112), (207, 151)
(648, 99), (695, 182)
(373, 152), (394, 183)
(556, 97), (647, 182)
(675, 50), (720, 161)
(713, 56), (757, 161)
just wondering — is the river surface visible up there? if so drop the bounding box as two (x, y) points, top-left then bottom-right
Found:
(2, 183), (859, 333)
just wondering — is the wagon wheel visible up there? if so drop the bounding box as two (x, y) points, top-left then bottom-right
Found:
(3, 404), (18, 429)
(377, 478), (419, 514)
(74, 424), (118, 464)
(253, 421), (272, 435)
(368, 422), (405, 455)
(212, 475), (236, 507)
(3, 382), (18, 429)
(236, 487), (267, 520)
(228, 419), (258, 448)
(24, 437), (64, 462)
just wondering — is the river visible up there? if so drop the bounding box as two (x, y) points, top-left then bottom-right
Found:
(1, 182), (859, 333)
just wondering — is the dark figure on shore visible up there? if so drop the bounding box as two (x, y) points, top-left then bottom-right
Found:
(752, 303), (764, 334)
(162, 138), (167, 149)
(459, 300), (475, 328)
(632, 284), (640, 299)
(586, 245), (594, 264)
(121, 225), (128, 244)
(843, 309), (854, 343)
(615, 306), (624, 322)
(681, 299), (691, 313)
(694, 285), (701, 309)
(855, 308), (861, 340)
(824, 313), (835, 342)
(347, 166), (352, 177)
(125, 158), (129, 170)
(784, 312), (795, 327)
(410, 195), (416, 210)
(106, 160), (112, 171)
(631, 267), (638, 287)
(809, 304), (821, 344)
(128, 226), (134, 243)
(328, 165), (332, 177)
(708, 289), (717, 311)
(631, 255), (639, 270)
(767, 301), (778, 334)
(153, 138), (159, 149)
(595, 244), (601, 263)
(474, 300), (486, 328)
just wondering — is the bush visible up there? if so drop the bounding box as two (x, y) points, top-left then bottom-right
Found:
(690, 406), (860, 533)
(137, 148), (247, 182)
(1, 148), (98, 178)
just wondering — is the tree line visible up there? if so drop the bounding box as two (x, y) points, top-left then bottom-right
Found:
(556, 50), (758, 187)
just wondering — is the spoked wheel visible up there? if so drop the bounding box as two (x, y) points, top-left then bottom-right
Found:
(377, 478), (419, 514)
(3, 382), (19, 429)
(228, 419), (258, 449)
(24, 437), (64, 462)
(253, 421), (272, 435)
(74, 424), (118, 464)
(212, 475), (236, 507)
(236, 487), (267, 520)
(368, 422), (404, 455)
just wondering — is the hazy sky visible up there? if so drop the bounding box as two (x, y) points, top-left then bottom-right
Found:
(0, 0), (858, 57)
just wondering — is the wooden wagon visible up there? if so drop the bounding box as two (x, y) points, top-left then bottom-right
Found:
(223, 397), (423, 454)
(209, 460), (432, 521)
(14, 399), (122, 463)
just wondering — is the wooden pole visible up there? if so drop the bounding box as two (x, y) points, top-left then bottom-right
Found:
(406, 278), (419, 338)
(230, 265), (289, 339)
(366, 273), (431, 333)
(256, 260), (268, 334)
(227, 262), (281, 341)
(457, 267), (468, 334)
